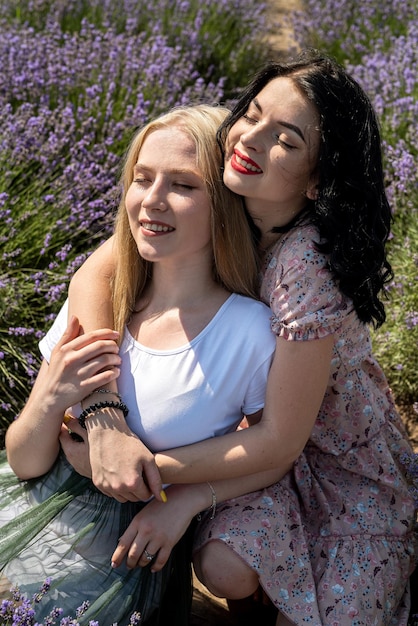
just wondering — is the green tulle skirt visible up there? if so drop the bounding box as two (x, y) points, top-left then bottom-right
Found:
(0, 450), (193, 625)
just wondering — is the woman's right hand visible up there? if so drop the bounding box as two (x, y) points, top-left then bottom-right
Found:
(60, 418), (164, 503)
(50, 318), (163, 502)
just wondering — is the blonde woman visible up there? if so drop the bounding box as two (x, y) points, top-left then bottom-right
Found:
(1, 105), (279, 625)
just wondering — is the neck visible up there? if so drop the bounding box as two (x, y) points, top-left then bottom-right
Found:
(246, 198), (306, 248)
(130, 259), (230, 349)
(140, 260), (228, 313)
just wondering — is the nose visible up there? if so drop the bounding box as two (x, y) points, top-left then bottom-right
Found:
(239, 123), (263, 152)
(141, 180), (167, 211)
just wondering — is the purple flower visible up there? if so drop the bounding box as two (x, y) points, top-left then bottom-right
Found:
(405, 312), (418, 330)
(75, 601), (90, 617)
(8, 327), (35, 337)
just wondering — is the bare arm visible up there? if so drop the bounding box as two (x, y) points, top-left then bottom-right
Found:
(155, 334), (333, 484)
(68, 236), (116, 331)
(6, 317), (120, 479)
(67, 236), (164, 502)
(63, 334), (332, 492)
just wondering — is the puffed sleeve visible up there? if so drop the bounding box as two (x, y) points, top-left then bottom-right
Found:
(260, 226), (352, 341)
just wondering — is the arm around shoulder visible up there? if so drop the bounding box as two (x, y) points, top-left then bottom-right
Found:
(68, 235), (117, 331)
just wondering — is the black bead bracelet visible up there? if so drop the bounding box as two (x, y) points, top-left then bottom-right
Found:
(78, 400), (129, 429)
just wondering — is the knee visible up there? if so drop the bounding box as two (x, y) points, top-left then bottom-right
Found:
(193, 541), (258, 599)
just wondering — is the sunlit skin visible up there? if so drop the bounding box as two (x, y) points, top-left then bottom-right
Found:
(126, 126), (213, 269)
(223, 77), (320, 249)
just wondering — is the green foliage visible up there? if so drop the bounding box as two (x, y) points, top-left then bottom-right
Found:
(294, 0), (418, 410)
(373, 210), (418, 404)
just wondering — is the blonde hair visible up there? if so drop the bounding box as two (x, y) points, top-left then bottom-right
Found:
(112, 104), (259, 336)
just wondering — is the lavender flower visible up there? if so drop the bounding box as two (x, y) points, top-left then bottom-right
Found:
(0, 580), (142, 625)
(31, 578), (51, 604)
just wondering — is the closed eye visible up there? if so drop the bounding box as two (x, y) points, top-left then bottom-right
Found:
(134, 177), (151, 185)
(277, 135), (296, 150)
(243, 113), (258, 125)
(173, 182), (194, 190)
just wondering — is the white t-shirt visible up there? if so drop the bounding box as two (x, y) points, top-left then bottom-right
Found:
(40, 294), (275, 452)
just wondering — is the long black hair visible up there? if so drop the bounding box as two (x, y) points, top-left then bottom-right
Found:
(218, 49), (393, 328)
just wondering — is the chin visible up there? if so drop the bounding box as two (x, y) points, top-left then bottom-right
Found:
(223, 167), (245, 193)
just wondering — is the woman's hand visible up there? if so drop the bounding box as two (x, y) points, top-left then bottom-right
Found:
(111, 484), (205, 572)
(46, 316), (121, 414)
(59, 419), (92, 478)
(60, 415), (162, 502)
(85, 420), (163, 502)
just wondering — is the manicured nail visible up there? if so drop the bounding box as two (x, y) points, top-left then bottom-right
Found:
(63, 413), (72, 424)
(160, 489), (168, 503)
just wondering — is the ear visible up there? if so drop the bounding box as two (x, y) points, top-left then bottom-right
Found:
(306, 174), (319, 201)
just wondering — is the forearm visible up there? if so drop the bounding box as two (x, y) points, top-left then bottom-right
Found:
(111, 468), (287, 574)
(163, 467), (288, 525)
(6, 384), (63, 479)
(155, 421), (293, 485)
(204, 466), (288, 508)
(7, 319), (121, 480)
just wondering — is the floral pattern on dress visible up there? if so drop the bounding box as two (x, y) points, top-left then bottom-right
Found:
(194, 224), (417, 625)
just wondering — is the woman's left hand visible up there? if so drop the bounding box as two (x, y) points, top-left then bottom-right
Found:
(111, 484), (204, 572)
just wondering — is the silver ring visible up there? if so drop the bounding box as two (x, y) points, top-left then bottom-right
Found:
(143, 549), (155, 562)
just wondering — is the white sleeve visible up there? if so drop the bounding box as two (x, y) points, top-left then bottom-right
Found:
(38, 300), (69, 363)
(241, 349), (274, 416)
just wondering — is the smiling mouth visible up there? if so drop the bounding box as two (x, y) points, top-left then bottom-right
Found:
(232, 152), (262, 174)
(141, 222), (174, 233)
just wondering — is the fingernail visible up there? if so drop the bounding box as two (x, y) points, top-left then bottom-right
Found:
(160, 489), (168, 503)
(111, 561), (117, 569)
(63, 413), (72, 424)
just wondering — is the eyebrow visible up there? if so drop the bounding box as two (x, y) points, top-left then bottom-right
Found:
(134, 163), (200, 177)
(252, 97), (306, 143)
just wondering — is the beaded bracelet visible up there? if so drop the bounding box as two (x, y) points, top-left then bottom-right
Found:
(78, 400), (129, 429)
(196, 481), (217, 521)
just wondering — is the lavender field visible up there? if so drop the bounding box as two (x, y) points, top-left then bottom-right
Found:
(1, 0), (417, 440)
(0, 0), (270, 423)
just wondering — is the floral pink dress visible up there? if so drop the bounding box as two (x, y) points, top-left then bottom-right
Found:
(194, 224), (417, 625)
